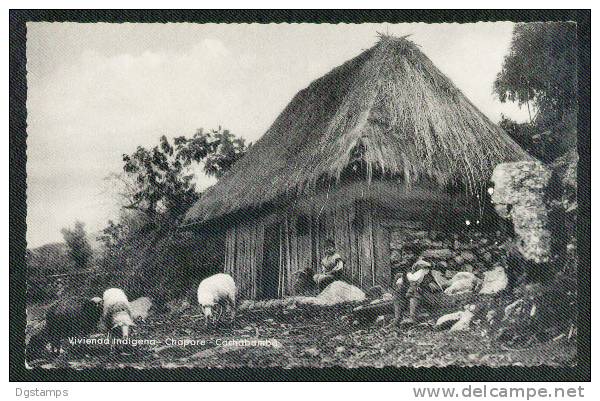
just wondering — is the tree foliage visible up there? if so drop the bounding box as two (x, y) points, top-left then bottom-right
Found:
(494, 22), (577, 163)
(494, 22), (577, 124)
(497, 115), (560, 162)
(97, 213), (145, 254)
(177, 127), (249, 179)
(60, 221), (93, 270)
(120, 127), (250, 225)
(121, 136), (198, 223)
(92, 127), (250, 303)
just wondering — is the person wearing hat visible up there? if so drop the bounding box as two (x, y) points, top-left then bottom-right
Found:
(391, 258), (444, 326)
(313, 239), (345, 291)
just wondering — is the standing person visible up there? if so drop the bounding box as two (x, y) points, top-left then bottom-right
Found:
(313, 239), (344, 292)
(391, 258), (445, 326)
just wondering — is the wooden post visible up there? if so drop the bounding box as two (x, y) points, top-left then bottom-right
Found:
(368, 201), (376, 288)
(278, 221), (283, 298)
(284, 216), (291, 297)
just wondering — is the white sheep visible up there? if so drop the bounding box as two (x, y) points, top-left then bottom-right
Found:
(130, 297), (153, 322)
(197, 273), (237, 325)
(102, 288), (135, 340)
(444, 272), (482, 295)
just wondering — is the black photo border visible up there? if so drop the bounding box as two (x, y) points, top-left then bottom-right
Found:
(9, 9), (591, 382)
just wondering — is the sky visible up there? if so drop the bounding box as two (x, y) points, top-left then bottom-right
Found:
(26, 22), (529, 248)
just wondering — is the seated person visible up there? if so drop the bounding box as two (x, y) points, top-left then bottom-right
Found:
(313, 239), (344, 291)
(391, 258), (445, 326)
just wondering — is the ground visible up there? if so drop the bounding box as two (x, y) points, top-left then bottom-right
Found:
(26, 303), (576, 369)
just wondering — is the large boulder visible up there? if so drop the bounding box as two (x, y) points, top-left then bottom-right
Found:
(479, 266), (509, 295)
(444, 273), (482, 295)
(315, 281), (366, 306)
(491, 161), (553, 263)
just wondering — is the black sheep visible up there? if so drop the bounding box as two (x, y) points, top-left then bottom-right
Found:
(43, 296), (103, 355)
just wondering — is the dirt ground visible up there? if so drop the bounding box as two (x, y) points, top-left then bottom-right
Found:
(26, 304), (576, 369)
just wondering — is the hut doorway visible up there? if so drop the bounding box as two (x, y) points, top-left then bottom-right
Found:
(260, 222), (281, 299)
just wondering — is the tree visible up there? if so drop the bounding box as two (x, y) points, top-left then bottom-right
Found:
(494, 22), (577, 162)
(119, 127), (250, 225)
(122, 135), (197, 222)
(61, 221), (93, 270)
(498, 115), (555, 162)
(494, 22), (577, 125)
(175, 126), (250, 179)
(96, 128), (250, 303)
(201, 127), (249, 178)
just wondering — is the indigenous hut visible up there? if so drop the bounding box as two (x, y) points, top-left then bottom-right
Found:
(182, 35), (530, 300)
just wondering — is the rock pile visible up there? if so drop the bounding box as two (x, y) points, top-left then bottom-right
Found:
(390, 229), (506, 285)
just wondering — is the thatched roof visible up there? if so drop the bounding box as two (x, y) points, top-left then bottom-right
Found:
(184, 35), (530, 226)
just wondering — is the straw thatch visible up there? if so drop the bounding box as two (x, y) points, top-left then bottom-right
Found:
(184, 35), (530, 225)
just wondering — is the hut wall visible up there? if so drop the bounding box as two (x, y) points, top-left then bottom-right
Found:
(221, 181), (473, 299)
(279, 199), (389, 295)
(223, 217), (265, 300)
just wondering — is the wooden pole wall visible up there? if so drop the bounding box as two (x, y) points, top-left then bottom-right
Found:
(222, 198), (396, 300)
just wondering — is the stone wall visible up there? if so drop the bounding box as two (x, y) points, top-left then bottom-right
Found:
(389, 228), (504, 279)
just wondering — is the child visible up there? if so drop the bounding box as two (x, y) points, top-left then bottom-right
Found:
(313, 239), (345, 291)
(391, 258), (445, 326)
